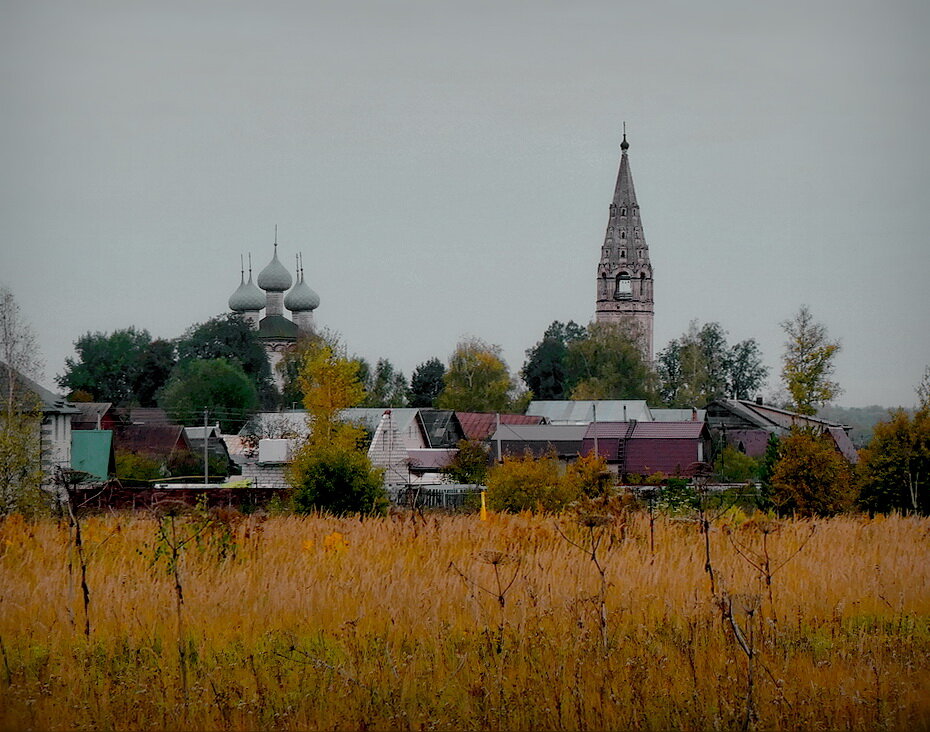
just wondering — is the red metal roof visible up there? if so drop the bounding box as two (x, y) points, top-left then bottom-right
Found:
(630, 422), (708, 439)
(456, 412), (544, 441)
(583, 421), (708, 440)
(583, 422), (633, 440)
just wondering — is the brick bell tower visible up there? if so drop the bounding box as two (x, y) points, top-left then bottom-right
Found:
(594, 128), (654, 362)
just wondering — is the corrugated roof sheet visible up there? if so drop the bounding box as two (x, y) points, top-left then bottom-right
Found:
(583, 421), (708, 440)
(651, 408), (706, 422)
(114, 424), (190, 455)
(526, 400), (652, 424)
(456, 412), (545, 441)
(240, 411), (311, 438)
(709, 399), (846, 432)
(630, 421), (708, 439)
(827, 426), (860, 464)
(0, 363), (79, 414)
(727, 429), (771, 457)
(71, 430), (113, 480)
(71, 402), (114, 428)
(490, 424), (589, 442)
(129, 408), (174, 425)
(582, 422), (633, 440)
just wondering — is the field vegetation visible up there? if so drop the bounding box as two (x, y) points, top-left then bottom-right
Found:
(1, 510), (929, 731)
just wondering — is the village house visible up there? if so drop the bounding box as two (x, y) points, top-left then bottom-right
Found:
(706, 398), (858, 463)
(582, 421), (712, 477)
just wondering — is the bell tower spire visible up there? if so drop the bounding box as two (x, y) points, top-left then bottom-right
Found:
(595, 127), (654, 361)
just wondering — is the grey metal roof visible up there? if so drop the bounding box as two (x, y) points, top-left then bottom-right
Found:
(651, 408), (706, 422)
(526, 400), (652, 424)
(71, 402), (114, 426)
(0, 363), (79, 414)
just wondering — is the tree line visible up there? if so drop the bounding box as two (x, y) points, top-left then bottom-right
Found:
(49, 298), (850, 427)
(2, 282), (929, 517)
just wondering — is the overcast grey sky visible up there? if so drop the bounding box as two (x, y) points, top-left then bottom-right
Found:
(2, 0), (928, 408)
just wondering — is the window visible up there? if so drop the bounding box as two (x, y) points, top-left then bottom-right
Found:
(614, 273), (632, 299)
(620, 232), (626, 239)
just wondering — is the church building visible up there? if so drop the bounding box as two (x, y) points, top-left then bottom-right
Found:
(595, 132), (655, 362)
(228, 240), (319, 385)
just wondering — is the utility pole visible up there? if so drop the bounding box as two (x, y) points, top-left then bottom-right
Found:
(593, 403), (598, 458)
(203, 408), (209, 487)
(496, 412), (501, 463)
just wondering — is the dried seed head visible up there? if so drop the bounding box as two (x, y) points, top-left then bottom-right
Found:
(478, 549), (517, 566)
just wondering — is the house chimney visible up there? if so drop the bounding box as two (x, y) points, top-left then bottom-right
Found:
(755, 396), (763, 405)
(691, 407), (697, 421)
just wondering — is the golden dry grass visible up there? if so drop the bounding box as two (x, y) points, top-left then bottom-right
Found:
(1, 509), (929, 730)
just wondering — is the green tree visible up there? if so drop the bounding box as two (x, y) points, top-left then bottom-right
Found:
(657, 321), (764, 407)
(409, 357), (445, 408)
(134, 339), (177, 407)
(758, 433), (780, 506)
(158, 358), (259, 433)
(780, 305), (841, 415)
(443, 439), (491, 485)
(436, 338), (518, 412)
(858, 406), (930, 514)
(0, 286), (45, 514)
(565, 321), (654, 400)
(286, 340), (386, 515)
(362, 358), (409, 407)
(726, 338), (768, 401)
(522, 320), (586, 400)
(58, 326), (154, 404)
(485, 451), (578, 512)
(770, 427), (854, 516)
(176, 314), (276, 407)
(410, 357), (446, 407)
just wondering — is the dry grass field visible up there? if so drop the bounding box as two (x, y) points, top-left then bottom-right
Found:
(1, 509), (929, 731)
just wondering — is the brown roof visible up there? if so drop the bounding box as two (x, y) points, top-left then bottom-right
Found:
(457, 412), (545, 441)
(113, 424), (191, 456)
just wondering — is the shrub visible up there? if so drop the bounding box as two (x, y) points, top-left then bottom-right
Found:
(563, 452), (612, 499)
(115, 451), (163, 483)
(485, 451), (578, 512)
(770, 428), (855, 516)
(289, 445), (388, 516)
(442, 439), (491, 485)
(714, 445), (761, 483)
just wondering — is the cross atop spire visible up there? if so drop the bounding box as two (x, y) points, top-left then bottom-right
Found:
(620, 121), (629, 152)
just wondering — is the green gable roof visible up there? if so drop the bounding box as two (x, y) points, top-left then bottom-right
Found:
(71, 430), (114, 481)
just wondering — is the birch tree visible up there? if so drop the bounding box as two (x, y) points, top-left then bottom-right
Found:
(0, 286), (44, 514)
